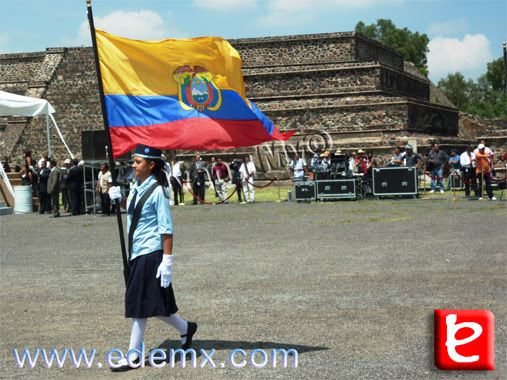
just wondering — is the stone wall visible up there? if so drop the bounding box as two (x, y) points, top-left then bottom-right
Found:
(245, 66), (380, 98)
(354, 35), (404, 70)
(231, 33), (355, 67)
(9, 48), (102, 162)
(0, 31), (465, 174)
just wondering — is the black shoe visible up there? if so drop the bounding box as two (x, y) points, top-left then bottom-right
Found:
(110, 357), (140, 372)
(181, 322), (198, 350)
(50, 213), (60, 218)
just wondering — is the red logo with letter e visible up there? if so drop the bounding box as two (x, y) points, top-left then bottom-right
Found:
(434, 309), (494, 370)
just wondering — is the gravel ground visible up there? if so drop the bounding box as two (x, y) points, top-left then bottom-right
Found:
(0, 198), (506, 379)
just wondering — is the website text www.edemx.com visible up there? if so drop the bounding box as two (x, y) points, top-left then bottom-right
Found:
(12, 344), (298, 370)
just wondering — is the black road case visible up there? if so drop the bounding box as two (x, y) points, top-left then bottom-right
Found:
(293, 181), (316, 201)
(373, 167), (417, 196)
(316, 179), (356, 200)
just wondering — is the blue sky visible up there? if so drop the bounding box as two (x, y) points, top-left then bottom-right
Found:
(0, 0), (505, 82)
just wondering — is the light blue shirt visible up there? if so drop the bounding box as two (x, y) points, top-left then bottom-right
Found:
(127, 175), (173, 261)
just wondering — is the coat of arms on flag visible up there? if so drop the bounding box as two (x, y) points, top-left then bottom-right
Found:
(173, 66), (223, 112)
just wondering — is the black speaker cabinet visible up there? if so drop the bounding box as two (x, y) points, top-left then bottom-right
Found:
(316, 179), (356, 199)
(373, 167), (417, 196)
(293, 181), (316, 201)
(448, 172), (463, 189)
(81, 130), (109, 161)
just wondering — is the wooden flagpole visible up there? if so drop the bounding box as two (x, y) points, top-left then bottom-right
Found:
(86, 0), (129, 286)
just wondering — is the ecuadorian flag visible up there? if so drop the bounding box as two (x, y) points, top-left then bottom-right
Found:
(95, 30), (294, 158)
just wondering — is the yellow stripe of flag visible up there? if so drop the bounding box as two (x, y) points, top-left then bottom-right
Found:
(96, 30), (247, 98)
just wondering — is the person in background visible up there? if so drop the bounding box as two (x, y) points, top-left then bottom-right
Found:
(208, 157), (218, 198)
(366, 152), (379, 177)
(356, 149), (369, 175)
(447, 149), (461, 191)
(475, 143), (496, 201)
(403, 145), (422, 168)
(25, 152), (38, 197)
(212, 158), (229, 202)
(67, 158), (83, 215)
(388, 146), (404, 167)
(96, 163), (112, 216)
(474, 140), (494, 167)
(239, 156), (256, 203)
(38, 152), (51, 170)
(290, 153), (306, 181)
(19, 163), (33, 186)
(460, 145), (478, 197)
(37, 160), (51, 214)
(47, 159), (61, 218)
(2, 156), (11, 173)
(230, 159), (243, 203)
(60, 159), (71, 213)
(190, 155), (206, 205)
(170, 157), (184, 206)
(348, 151), (357, 175)
(426, 143), (448, 193)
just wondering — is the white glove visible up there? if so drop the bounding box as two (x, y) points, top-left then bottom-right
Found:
(156, 254), (173, 288)
(108, 186), (122, 201)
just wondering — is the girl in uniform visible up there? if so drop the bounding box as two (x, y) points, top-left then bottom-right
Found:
(109, 144), (197, 371)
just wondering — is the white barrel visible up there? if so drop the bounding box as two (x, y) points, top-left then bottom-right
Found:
(14, 185), (33, 214)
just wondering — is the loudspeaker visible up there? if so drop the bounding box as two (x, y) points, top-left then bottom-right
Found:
(81, 130), (108, 161)
(316, 179), (356, 199)
(293, 181), (316, 201)
(373, 167), (417, 195)
(448, 173), (463, 189)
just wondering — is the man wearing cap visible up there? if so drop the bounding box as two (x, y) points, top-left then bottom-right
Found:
(403, 145), (422, 168)
(476, 143), (497, 200)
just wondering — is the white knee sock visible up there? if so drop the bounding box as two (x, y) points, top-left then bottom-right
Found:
(128, 318), (147, 359)
(157, 314), (189, 344)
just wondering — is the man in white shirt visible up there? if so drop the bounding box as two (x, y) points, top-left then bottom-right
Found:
(460, 145), (478, 197)
(170, 158), (184, 206)
(239, 156), (256, 203)
(290, 153), (306, 181)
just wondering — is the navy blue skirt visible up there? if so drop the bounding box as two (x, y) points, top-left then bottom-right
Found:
(125, 250), (178, 318)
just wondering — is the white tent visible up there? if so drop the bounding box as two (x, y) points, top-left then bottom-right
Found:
(0, 90), (74, 159)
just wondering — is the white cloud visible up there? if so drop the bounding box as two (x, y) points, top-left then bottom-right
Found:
(427, 34), (493, 82)
(268, 0), (404, 12)
(191, 0), (256, 11)
(258, 0), (405, 27)
(427, 18), (467, 37)
(75, 10), (186, 46)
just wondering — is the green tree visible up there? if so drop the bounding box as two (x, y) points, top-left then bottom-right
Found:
(437, 73), (472, 109)
(484, 58), (505, 91)
(355, 19), (429, 76)
(437, 58), (507, 119)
